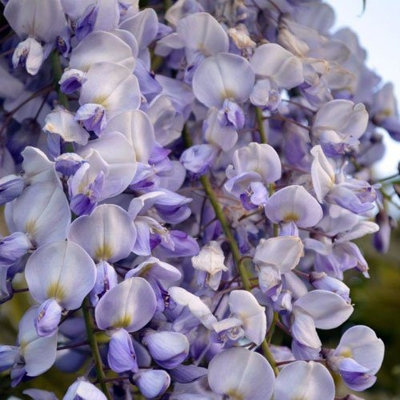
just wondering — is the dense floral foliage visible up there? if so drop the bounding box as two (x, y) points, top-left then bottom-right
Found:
(0, 0), (398, 398)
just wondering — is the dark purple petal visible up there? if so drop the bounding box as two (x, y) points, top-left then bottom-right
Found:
(35, 299), (62, 337)
(108, 329), (138, 373)
(0, 232), (31, 268)
(75, 4), (99, 41)
(339, 358), (377, 391)
(0, 175), (25, 205)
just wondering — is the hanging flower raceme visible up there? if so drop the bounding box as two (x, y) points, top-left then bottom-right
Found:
(0, 0), (396, 397)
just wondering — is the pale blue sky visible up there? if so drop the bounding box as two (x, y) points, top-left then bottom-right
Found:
(328, 0), (400, 177)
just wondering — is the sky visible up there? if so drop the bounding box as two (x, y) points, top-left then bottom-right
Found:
(328, 0), (400, 178)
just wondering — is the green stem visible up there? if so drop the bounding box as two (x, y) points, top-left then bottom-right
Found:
(82, 298), (112, 400)
(375, 173), (400, 184)
(266, 312), (279, 344)
(261, 339), (279, 376)
(50, 51), (69, 109)
(199, 174), (251, 291)
(183, 125), (278, 373)
(200, 173), (278, 372)
(255, 107), (267, 144)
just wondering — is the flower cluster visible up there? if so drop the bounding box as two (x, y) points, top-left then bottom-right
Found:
(0, 0), (397, 399)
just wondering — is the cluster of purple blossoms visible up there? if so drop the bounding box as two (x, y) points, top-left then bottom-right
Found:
(0, 0), (397, 398)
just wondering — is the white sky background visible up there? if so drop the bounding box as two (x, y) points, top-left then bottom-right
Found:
(327, 0), (400, 178)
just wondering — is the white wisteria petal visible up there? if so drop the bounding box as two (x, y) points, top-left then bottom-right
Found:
(25, 240), (96, 310)
(204, 107), (238, 151)
(68, 204), (136, 263)
(21, 147), (61, 186)
(95, 277), (156, 332)
(77, 132), (137, 199)
(106, 110), (155, 163)
(5, 0), (67, 42)
(191, 241), (227, 275)
(274, 361), (335, 400)
(120, 8), (158, 47)
(250, 43), (303, 89)
(143, 331), (189, 368)
(294, 290), (353, 329)
(177, 12), (229, 60)
(253, 236), (304, 273)
(17, 307), (57, 377)
(63, 379), (107, 400)
(193, 53), (255, 108)
(291, 310), (321, 349)
(168, 287), (217, 329)
(229, 290), (266, 346)
(133, 369), (171, 399)
(310, 145), (335, 202)
(231, 142), (281, 183)
(12, 38), (43, 75)
(335, 221), (379, 244)
(333, 325), (384, 375)
(44, 107), (90, 146)
(69, 31), (136, 72)
(79, 62), (141, 116)
(208, 347), (274, 400)
(127, 257), (181, 283)
(264, 185), (323, 228)
(313, 100), (369, 141)
(5, 182), (70, 247)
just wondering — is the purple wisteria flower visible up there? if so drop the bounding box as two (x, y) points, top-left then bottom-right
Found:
(0, 0), (395, 397)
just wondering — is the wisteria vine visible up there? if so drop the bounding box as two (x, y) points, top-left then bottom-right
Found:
(0, 0), (398, 399)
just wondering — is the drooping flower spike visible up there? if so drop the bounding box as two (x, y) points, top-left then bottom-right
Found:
(0, 0), (395, 397)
